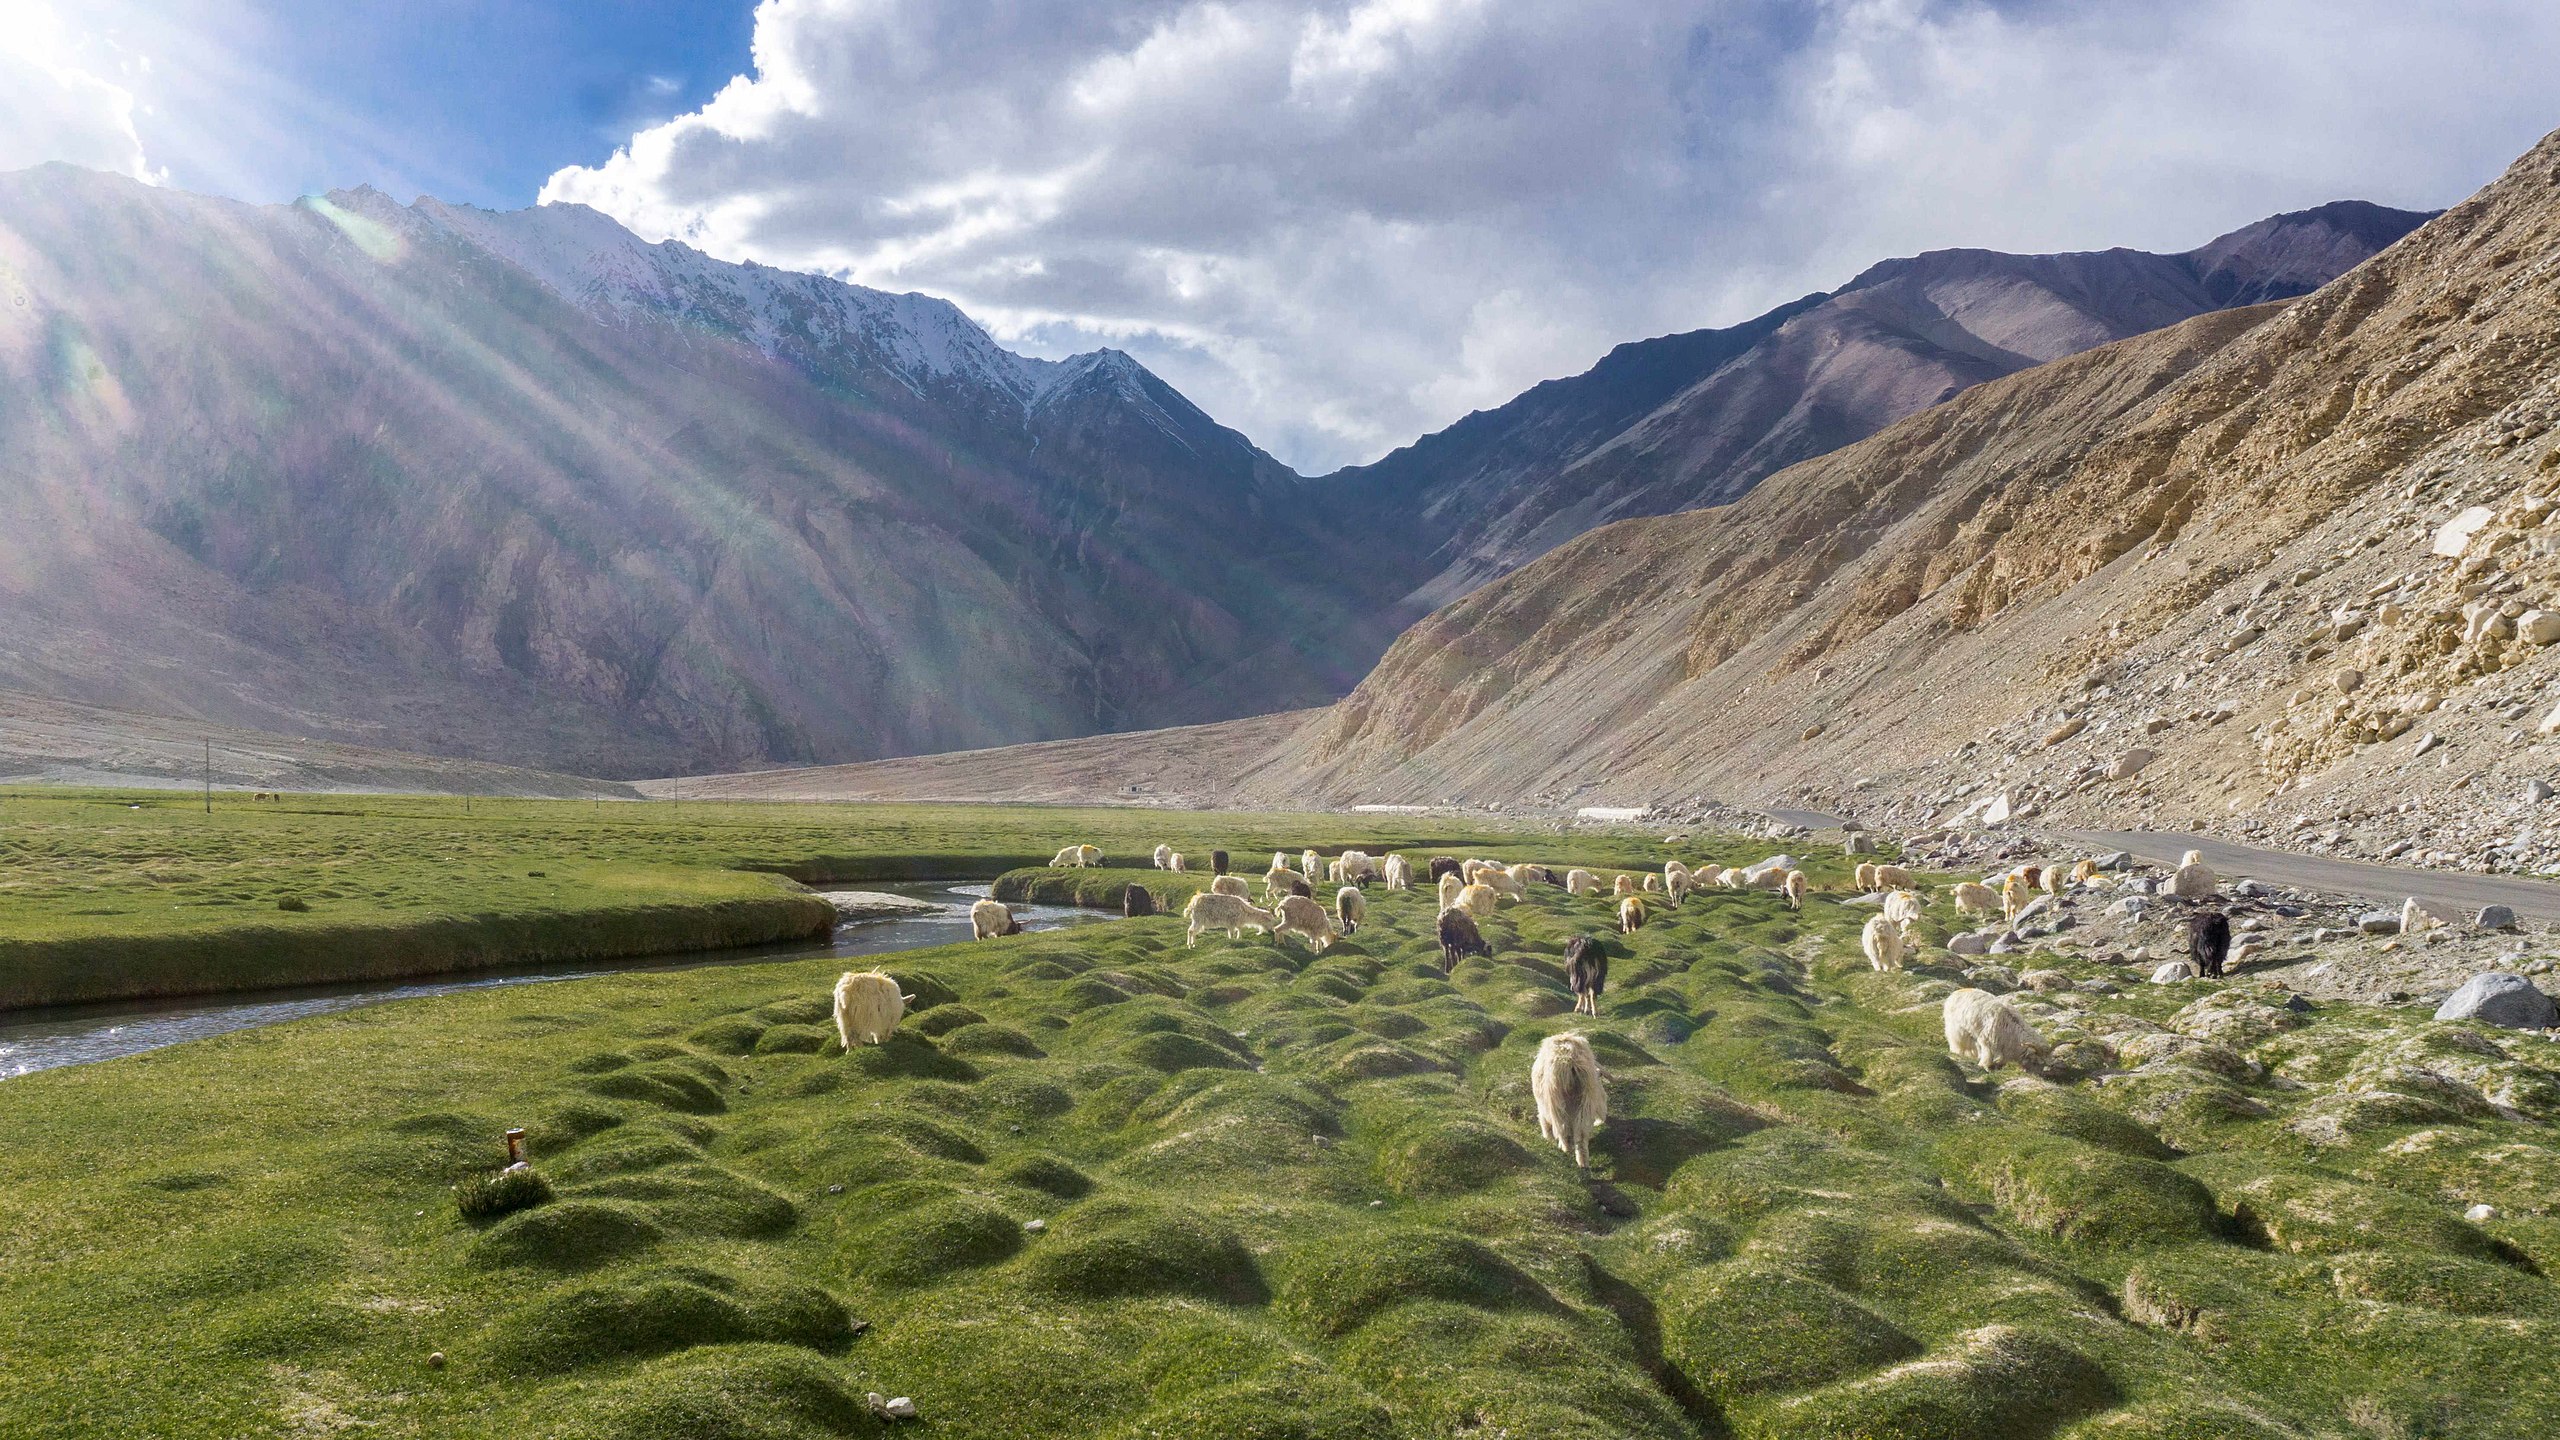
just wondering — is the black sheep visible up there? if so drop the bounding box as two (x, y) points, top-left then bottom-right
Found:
(1438, 908), (1493, 974)
(1211, 849), (1229, 875)
(1564, 935), (1610, 1015)
(1428, 856), (1463, 883)
(2190, 910), (2231, 979)
(1123, 884), (1157, 918)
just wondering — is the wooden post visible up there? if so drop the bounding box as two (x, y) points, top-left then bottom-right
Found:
(504, 1128), (526, 1165)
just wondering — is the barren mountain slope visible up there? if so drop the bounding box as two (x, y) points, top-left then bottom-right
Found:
(0, 168), (1398, 778)
(1343, 202), (2430, 608)
(1243, 128), (2560, 863)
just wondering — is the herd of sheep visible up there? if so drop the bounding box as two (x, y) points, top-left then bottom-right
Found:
(833, 840), (2239, 1175)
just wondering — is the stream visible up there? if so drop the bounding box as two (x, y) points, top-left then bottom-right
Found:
(0, 881), (1106, 1080)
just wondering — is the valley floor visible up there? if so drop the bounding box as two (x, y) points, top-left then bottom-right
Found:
(1, 823), (2554, 1438)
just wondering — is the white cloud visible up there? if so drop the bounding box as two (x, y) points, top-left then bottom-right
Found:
(0, 0), (156, 181)
(546, 0), (2560, 472)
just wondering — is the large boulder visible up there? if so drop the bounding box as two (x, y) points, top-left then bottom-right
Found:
(2432, 505), (2495, 558)
(2107, 750), (2157, 781)
(2171, 864), (2216, 900)
(2435, 974), (2558, 1029)
(2476, 904), (2520, 932)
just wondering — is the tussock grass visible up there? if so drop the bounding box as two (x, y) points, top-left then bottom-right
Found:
(4, 819), (2556, 1437)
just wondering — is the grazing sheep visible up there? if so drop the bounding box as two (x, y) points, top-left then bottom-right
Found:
(1861, 914), (1906, 972)
(1783, 870), (1808, 910)
(2001, 873), (2028, 919)
(1211, 849), (1230, 875)
(1266, 869), (1314, 902)
(2070, 858), (2099, 885)
(1748, 866), (1790, 892)
(1882, 890), (1924, 930)
(1273, 893), (1340, 952)
(1565, 868), (1601, 896)
(1438, 907), (1493, 973)
(1716, 867), (1745, 889)
(1123, 884), (1156, 918)
(1479, 868), (1527, 903)
(1183, 892), (1279, 946)
(1612, 874), (1638, 898)
(1052, 845), (1099, 869)
(1335, 885), (1366, 934)
(1340, 850), (1377, 882)
(1326, 858), (1348, 884)
(1664, 862), (1692, 904)
(969, 898), (1022, 940)
(1618, 896), (1645, 934)
(1564, 935), (1609, 1015)
(1642, 874), (1662, 893)
(1383, 854), (1412, 891)
(1438, 872), (1466, 912)
(1210, 875), (1250, 898)
(1530, 1033), (1608, 1169)
(1272, 851), (1293, 874)
(2040, 865), (2062, 895)
(1942, 988), (2046, 1071)
(2171, 863), (2217, 900)
(1168, 853), (1187, 872)
(1429, 856), (1464, 883)
(1952, 882), (2001, 917)
(2015, 865), (2044, 891)
(1152, 844), (1173, 870)
(1462, 858), (1494, 884)
(2190, 910), (2230, 979)
(1302, 850), (1323, 882)
(1504, 862), (1545, 888)
(1855, 861), (1879, 891)
(833, 971), (912, 1049)
(1871, 864), (1914, 889)
(1459, 882), (1502, 919)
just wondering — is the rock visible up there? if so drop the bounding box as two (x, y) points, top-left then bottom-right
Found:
(2107, 749), (2158, 781)
(2097, 850), (2134, 871)
(2333, 667), (2365, 694)
(1962, 964), (2019, 991)
(1741, 854), (1798, 882)
(1024, 1218), (1047, 1233)
(2434, 973), (2560, 1029)
(2020, 969), (2074, 993)
(2043, 717), (2086, 745)
(887, 1397), (919, 1421)
(2466, 1203), (2501, 1223)
(2356, 911), (2402, 935)
(2151, 959), (2201, 984)
(426, 1352), (446, 1370)
(2476, 904), (2520, 932)
(2014, 895), (2055, 923)
(1947, 931), (1991, 956)
(2171, 863), (2217, 900)
(1981, 791), (2013, 826)
(2525, 611), (2560, 646)
(2412, 732), (2444, 758)
(2433, 505), (2496, 558)
(2543, 697), (2560, 736)
(1844, 833), (1877, 854)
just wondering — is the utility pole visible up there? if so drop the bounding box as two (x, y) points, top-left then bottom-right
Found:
(203, 739), (212, 814)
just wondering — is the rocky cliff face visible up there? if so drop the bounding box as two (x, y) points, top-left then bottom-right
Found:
(1339, 202), (2433, 608)
(0, 168), (1402, 776)
(1245, 129), (2560, 873)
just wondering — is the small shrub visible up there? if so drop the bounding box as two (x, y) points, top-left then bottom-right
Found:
(275, 895), (310, 912)
(460, 1158), (560, 1214)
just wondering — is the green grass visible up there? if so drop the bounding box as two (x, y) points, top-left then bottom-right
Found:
(0, 789), (1699, 1007)
(2, 814), (2555, 1436)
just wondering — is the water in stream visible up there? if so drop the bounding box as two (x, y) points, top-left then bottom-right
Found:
(0, 881), (1106, 1080)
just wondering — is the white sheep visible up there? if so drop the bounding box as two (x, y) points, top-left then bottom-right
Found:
(1715, 867), (1745, 889)
(1264, 867), (1310, 903)
(1183, 892), (1279, 946)
(833, 971), (912, 1048)
(1383, 854), (1413, 891)
(1479, 868), (1527, 903)
(1530, 1032), (1608, 1168)
(1050, 844), (1101, 869)
(1335, 885), (1366, 934)
(1783, 870), (1808, 911)
(1326, 858), (1348, 884)
(1612, 874), (1638, 898)
(1273, 893), (1340, 952)
(1952, 881), (2001, 916)
(1871, 864), (1913, 890)
(2180, 848), (2205, 869)
(1642, 874), (1662, 893)
(1302, 849), (1322, 880)
(1665, 862), (1692, 905)
(1439, 872), (1466, 912)
(1459, 882), (1502, 919)
(1565, 868), (1601, 896)
(1882, 889), (1924, 930)
(1271, 850), (1292, 874)
(1942, 988), (2047, 1070)
(1152, 844), (1173, 870)
(1167, 852), (1187, 872)
(2001, 873), (2028, 918)
(1209, 875), (1250, 898)
(1861, 914), (1905, 972)
(1855, 861), (1879, 891)
(1618, 896), (1645, 934)
(969, 898), (1019, 940)
(1340, 850), (1377, 882)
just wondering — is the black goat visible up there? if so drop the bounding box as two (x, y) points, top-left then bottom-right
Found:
(1438, 907), (1493, 974)
(2190, 910), (2231, 979)
(1564, 935), (1610, 1015)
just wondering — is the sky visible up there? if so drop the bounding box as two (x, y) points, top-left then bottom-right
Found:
(7, 1), (2560, 473)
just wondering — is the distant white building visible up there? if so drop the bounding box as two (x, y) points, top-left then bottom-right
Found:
(1575, 806), (1651, 822)
(1350, 804), (1431, 813)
